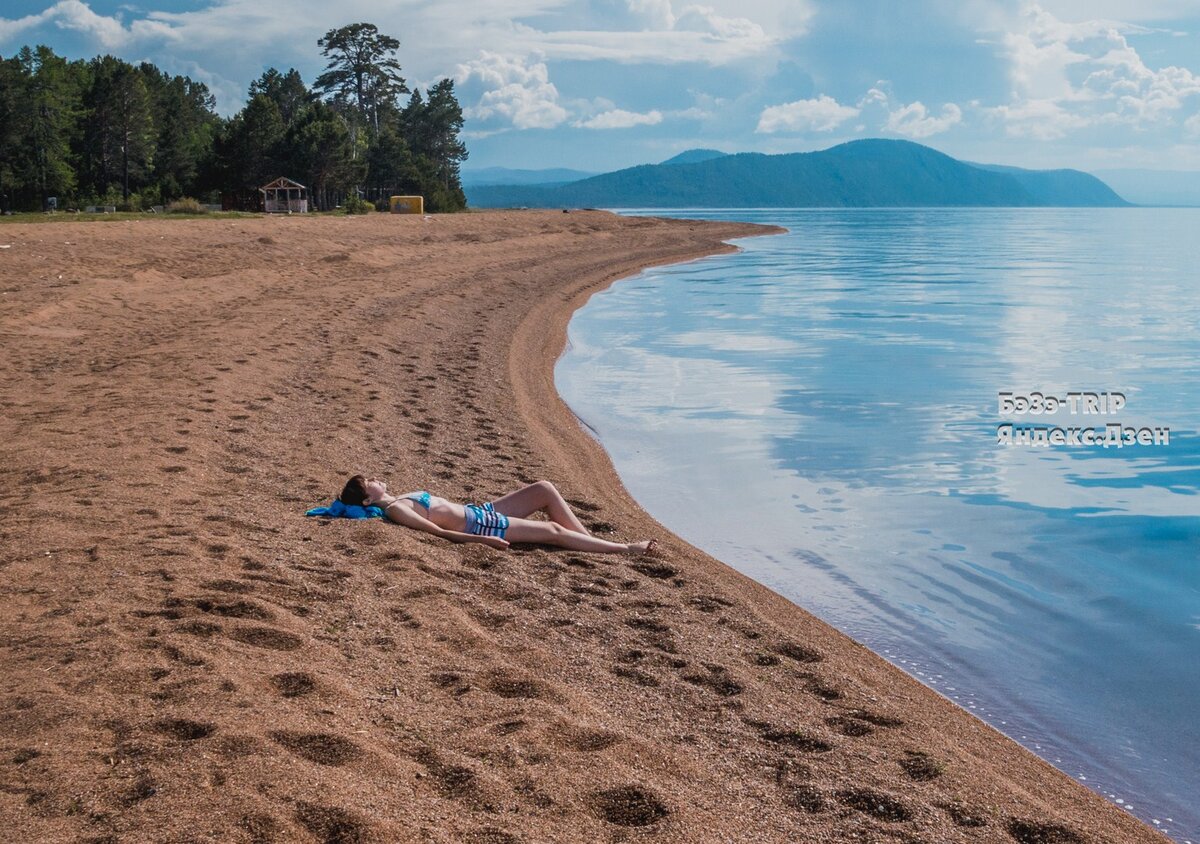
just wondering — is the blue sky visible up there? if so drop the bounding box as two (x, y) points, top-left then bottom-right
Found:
(3, 0), (1200, 172)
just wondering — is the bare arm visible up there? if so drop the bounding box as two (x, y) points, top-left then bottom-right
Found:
(382, 502), (509, 549)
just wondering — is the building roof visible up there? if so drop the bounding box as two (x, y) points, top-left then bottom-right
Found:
(259, 177), (307, 191)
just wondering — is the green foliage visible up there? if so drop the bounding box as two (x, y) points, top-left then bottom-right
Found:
(285, 100), (363, 209)
(341, 195), (372, 214)
(314, 23), (408, 134)
(166, 197), (206, 214)
(0, 26), (470, 213)
(82, 55), (156, 200)
(249, 68), (315, 126)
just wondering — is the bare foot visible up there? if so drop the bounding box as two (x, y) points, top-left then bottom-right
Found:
(626, 539), (660, 557)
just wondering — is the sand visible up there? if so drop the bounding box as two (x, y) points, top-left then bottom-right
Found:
(0, 211), (1165, 843)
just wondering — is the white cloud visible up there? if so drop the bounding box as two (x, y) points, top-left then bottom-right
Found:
(988, 2), (1200, 137)
(989, 97), (1092, 139)
(1185, 112), (1200, 136)
(756, 94), (859, 133)
(0, 0), (175, 49)
(885, 101), (964, 138)
(510, 0), (812, 65)
(626, 0), (676, 30)
(674, 5), (766, 40)
(456, 51), (567, 130)
(574, 108), (664, 129)
(0, 0), (812, 116)
(518, 25), (775, 65)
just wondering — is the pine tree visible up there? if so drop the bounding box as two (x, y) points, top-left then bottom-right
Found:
(82, 56), (155, 201)
(314, 23), (408, 135)
(141, 64), (219, 201)
(249, 68), (314, 128)
(285, 101), (364, 209)
(15, 46), (80, 208)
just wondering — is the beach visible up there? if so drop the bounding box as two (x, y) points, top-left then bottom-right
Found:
(0, 210), (1165, 843)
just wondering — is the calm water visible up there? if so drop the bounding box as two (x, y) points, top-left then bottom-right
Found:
(556, 208), (1200, 840)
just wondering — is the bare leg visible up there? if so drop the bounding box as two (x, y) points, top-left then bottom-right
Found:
(504, 518), (646, 554)
(490, 480), (590, 534)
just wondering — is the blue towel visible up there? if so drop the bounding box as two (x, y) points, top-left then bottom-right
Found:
(305, 499), (385, 519)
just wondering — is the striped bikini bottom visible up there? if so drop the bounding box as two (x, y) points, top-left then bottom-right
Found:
(464, 502), (509, 539)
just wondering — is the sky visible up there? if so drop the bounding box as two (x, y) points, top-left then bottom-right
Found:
(3, 0), (1200, 173)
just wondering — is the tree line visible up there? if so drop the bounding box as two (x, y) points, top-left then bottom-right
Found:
(0, 23), (469, 213)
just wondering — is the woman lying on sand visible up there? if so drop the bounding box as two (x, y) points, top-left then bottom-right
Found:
(339, 475), (658, 556)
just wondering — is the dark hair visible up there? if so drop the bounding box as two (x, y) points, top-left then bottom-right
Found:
(339, 475), (369, 506)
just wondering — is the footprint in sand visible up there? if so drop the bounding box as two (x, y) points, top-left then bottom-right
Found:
(588, 785), (669, 827)
(835, 788), (912, 823)
(154, 718), (216, 741)
(227, 625), (302, 651)
(294, 803), (369, 843)
(269, 731), (361, 766)
(772, 641), (824, 664)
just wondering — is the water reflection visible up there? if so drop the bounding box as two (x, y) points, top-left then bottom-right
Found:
(557, 208), (1200, 839)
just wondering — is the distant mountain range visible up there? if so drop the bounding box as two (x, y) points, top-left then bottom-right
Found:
(1089, 169), (1200, 207)
(465, 140), (1131, 208)
(461, 166), (598, 187)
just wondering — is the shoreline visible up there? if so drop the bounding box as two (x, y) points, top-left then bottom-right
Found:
(0, 210), (1166, 842)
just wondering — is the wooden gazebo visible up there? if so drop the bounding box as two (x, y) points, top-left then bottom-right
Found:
(260, 177), (308, 213)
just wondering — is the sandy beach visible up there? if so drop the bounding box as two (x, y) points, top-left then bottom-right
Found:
(0, 210), (1165, 843)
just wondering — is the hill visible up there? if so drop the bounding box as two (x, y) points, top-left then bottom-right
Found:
(660, 148), (728, 166)
(467, 139), (1130, 208)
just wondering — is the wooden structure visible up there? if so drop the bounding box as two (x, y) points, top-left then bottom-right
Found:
(260, 177), (308, 214)
(389, 195), (424, 214)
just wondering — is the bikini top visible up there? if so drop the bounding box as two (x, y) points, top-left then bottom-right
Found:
(402, 491), (432, 510)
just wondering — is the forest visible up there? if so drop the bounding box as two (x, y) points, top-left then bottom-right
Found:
(0, 23), (469, 213)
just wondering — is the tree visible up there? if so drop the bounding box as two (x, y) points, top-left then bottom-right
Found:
(285, 101), (364, 209)
(220, 94), (286, 190)
(314, 23), (408, 135)
(81, 56), (155, 201)
(9, 46), (81, 208)
(396, 83), (468, 211)
(249, 68), (314, 128)
(364, 118), (417, 199)
(0, 54), (28, 211)
(420, 79), (468, 195)
(141, 63), (219, 200)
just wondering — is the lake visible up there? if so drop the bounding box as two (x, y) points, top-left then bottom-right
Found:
(556, 208), (1200, 841)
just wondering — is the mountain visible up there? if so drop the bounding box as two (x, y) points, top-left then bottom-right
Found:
(973, 163), (1133, 206)
(660, 149), (728, 166)
(461, 166), (598, 187)
(467, 139), (1131, 209)
(1090, 169), (1200, 206)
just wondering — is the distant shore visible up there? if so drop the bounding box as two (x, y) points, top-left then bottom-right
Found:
(0, 211), (1164, 842)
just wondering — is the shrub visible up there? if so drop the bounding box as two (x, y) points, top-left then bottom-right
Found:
(166, 197), (207, 214)
(342, 195), (372, 215)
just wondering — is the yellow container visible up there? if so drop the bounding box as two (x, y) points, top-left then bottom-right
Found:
(389, 195), (424, 214)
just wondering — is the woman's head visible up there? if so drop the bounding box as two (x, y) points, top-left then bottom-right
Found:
(339, 475), (387, 506)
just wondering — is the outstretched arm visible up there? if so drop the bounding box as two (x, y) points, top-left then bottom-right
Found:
(382, 503), (509, 550)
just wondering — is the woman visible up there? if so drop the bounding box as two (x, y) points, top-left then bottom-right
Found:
(339, 475), (658, 556)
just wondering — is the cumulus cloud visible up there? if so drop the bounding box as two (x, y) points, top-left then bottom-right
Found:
(626, 0), (676, 30)
(674, 5), (766, 40)
(0, 0), (174, 49)
(989, 2), (1200, 137)
(853, 84), (962, 139)
(756, 94), (859, 133)
(574, 108), (665, 129)
(884, 101), (963, 138)
(456, 51), (568, 130)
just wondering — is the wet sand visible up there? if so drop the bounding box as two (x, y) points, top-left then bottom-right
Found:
(0, 211), (1166, 842)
